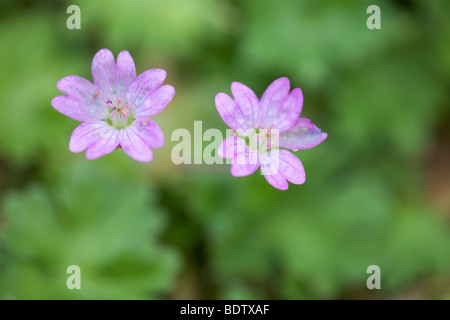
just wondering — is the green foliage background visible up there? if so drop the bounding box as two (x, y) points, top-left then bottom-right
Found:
(0, 0), (449, 299)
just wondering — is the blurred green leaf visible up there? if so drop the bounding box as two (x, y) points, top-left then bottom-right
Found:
(238, 0), (415, 88)
(0, 162), (179, 299)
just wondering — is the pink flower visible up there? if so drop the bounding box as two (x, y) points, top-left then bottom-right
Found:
(51, 49), (175, 162)
(215, 77), (327, 190)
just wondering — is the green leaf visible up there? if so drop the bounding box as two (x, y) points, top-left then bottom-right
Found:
(0, 162), (180, 299)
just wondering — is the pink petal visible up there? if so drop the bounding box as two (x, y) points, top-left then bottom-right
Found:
(217, 136), (247, 158)
(115, 50), (136, 97)
(130, 118), (165, 149)
(260, 77), (291, 126)
(69, 121), (118, 159)
(119, 128), (153, 162)
(69, 122), (106, 153)
(263, 171), (288, 190)
(231, 150), (259, 177)
(85, 127), (120, 160)
(260, 152), (288, 190)
(127, 69), (167, 107)
(91, 49), (117, 100)
(57, 75), (106, 105)
(271, 88), (303, 132)
(259, 149), (305, 190)
(215, 93), (248, 131)
(259, 150), (280, 175)
(218, 136), (259, 176)
(133, 85), (175, 118)
(51, 95), (107, 121)
(278, 149), (305, 184)
(231, 81), (260, 129)
(279, 117), (327, 150)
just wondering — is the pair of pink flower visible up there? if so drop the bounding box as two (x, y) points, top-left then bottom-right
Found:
(52, 49), (327, 190)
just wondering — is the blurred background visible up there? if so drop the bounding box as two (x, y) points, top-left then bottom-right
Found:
(0, 0), (449, 299)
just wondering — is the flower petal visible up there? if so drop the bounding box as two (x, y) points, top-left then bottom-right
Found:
(231, 150), (259, 177)
(127, 69), (167, 107)
(115, 50), (136, 97)
(218, 136), (259, 176)
(260, 151), (289, 190)
(69, 122), (109, 153)
(279, 117), (327, 150)
(217, 136), (247, 158)
(69, 121), (119, 160)
(85, 127), (120, 160)
(57, 75), (106, 105)
(91, 49), (117, 100)
(271, 88), (303, 132)
(51, 95), (107, 121)
(130, 118), (165, 149)
(260, 77), (291, 126)
(133, 84), (175, 118)
(231, 81), (260, 129)
(278, 149), (305, 184)
(263, 172), (288, 190)
(259, 150), (280, 175)
(215, 93), (248, 131)
(119, 128), (154, 162)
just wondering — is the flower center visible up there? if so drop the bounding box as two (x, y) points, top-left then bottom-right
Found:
(106, 98), (133, 129)
(256, 125), (279, 150)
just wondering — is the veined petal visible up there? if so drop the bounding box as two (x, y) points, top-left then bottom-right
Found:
(91, 49), (117, 100)
(260, 151), (288, 190)
(51, 95), (107, 121)
(272, 88), (303, 132)
(119, 128), (153, 162)
(85, 127), (120, 160)
(231, 81), (260, 129)
(127, 69), (167, 107)
(130, 118), (164, 149)
(217, 136), (247, 158)
(57, 75), (106, 106)
(278, 149), (305, 184)
(215, 93), (247, 131)
(218, 136), (259, 176)
(260, 77), (290, 126)
(263, 171), (288, 190)
(279, 117), (327, 150)
(115, 50), (136, 97)
(133, 85), (175, 118)
(259, 149), (280, 176)
(231, 150), (259, 177)
(69, 121), (116, 153)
